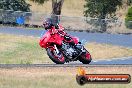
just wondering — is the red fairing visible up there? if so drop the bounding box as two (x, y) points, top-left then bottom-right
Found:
(39, 25), (79, 48)
(39, 31), (51, 48)
(72, 37), (79, 44)
(39, 26), (64, 48)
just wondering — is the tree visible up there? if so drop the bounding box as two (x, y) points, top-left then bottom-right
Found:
(84, 0), (123, 32)
(30, 0), (64, 25)
(125, 7), (132, 29)
(0, 0), (30, 12)
(127, 0), (132, 5)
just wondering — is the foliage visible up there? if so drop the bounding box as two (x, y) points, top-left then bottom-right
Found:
(125, 7), (132, 29)
(84, 0), (122, 18)
(0, 0), (30, 12)
(127, 0), (132, 5)
(30, 0), (64, 15)
(30, 0), (64, 25)
(30, 0), (48, 4)
(84, 0), (123, 32)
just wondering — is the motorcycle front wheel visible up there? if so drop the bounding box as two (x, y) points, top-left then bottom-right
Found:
(46, 48), (65, 64)
(79, 48), (92, 64)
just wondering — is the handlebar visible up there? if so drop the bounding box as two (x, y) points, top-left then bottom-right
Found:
(49, 25), (66, 36)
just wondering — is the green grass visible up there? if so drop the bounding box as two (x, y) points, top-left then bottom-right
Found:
(0, 67), (132, 88)
(0, 75), (130, 88)
(0, 33), (51, 64)
(0, 33), (132, 64)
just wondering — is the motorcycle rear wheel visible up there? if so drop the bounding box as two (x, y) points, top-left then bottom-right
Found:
(47, 48), (65, 64)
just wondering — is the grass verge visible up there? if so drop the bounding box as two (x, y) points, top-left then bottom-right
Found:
(0, 67), (131, 88)
(0, 33), (132, 64)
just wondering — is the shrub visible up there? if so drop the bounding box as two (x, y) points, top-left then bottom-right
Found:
(125, 7), (132, 29)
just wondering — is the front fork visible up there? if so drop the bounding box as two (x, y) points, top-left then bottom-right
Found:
(76, 43), (86, 53)
(54, 44), (60, 55)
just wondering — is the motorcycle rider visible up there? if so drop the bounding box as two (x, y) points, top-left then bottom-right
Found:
(40, 18), (92, 64)
(43, 18), (66, 36)
(43, 18), (54, 30)
(43, 18), (79, 44)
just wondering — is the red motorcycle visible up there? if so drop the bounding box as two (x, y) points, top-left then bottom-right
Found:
(39, 24), (92, 64)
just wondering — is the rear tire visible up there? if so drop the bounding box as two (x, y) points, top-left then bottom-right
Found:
(79, 49), (92, 64)
(47, 48), (65, 64)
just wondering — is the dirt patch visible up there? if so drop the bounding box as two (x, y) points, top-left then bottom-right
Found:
(86, 42), (132, 60)
(0, 66), (132, 76)
(0, 34), (132, 64)
(0, 67), (131, 88)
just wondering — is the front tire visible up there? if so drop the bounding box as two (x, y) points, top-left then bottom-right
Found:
(79, 49), (92, 64)
(47, 48), (65, 64)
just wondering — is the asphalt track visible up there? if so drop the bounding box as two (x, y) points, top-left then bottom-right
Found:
(0, 27), (132, 65)
(0, 27), (132, 47)
(63, 56), (132, 65)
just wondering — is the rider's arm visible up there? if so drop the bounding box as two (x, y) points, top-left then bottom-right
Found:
(57, 24), (67, 35)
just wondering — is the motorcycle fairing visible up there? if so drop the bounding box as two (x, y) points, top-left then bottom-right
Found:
(39, 30), (63, 48)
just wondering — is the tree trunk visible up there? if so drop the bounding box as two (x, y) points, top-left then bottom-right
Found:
(52, 0), (64, 15)
(99, 10), (107, 32)
(100, 17), (107, 32)
(51, 0), (64, 26)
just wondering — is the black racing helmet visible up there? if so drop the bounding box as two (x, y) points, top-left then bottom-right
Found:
(43, 18), (53, 30)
